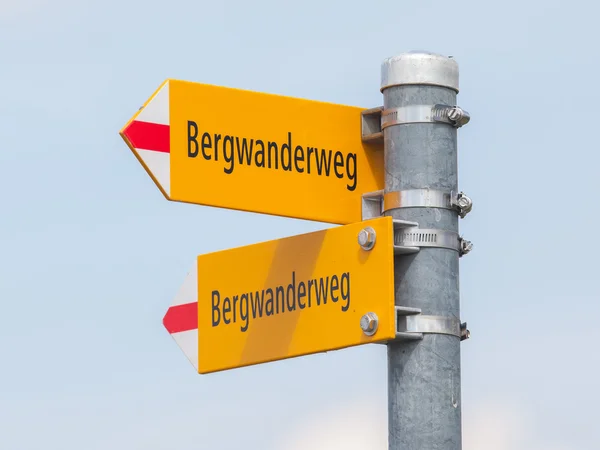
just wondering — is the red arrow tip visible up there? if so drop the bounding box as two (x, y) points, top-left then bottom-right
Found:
(123, 120), (170, 153)
(163, 302), (198, 334)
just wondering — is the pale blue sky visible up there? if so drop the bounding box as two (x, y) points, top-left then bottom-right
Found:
(1, 0), (599, 449)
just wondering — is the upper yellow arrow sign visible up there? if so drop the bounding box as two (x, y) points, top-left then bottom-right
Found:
(119, 79), (384, 224)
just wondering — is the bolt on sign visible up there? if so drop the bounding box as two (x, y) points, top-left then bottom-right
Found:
(162, 217), (396, 374)
(119, 79), (384, 225)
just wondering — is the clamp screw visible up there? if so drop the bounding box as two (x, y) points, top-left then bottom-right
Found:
(460, 322), (471, 341)
(358, 227), (376, 251)
(455, 192), (473, 218)
(459, 238), (473, 257)
(360, 312), (379, 336)
(448, 107), (471, 128)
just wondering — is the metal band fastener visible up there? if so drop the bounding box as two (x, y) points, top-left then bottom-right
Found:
(360, 197), (474, 257)
(394, 306), (470, 341)
(384, 189), (452, 211)
(395, 228), (460, 253)
(383, 189), (473, 218)
(381, 105), (470, 129)
(392, 220), (472, 257)
(401, 315), (462, 338)
(394, 227), (460, 252)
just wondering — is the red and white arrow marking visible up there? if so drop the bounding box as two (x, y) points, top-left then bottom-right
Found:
(162, 260), (198, 370)
(121, 81), (171, 197)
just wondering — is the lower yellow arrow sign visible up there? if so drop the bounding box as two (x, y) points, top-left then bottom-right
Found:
(163, 217), (396, 374)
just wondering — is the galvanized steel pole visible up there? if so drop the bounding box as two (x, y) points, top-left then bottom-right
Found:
(381, 52), (468, 449)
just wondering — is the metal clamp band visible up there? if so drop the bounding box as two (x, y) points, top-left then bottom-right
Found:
(384, 189), (452, 212)
(395, 228), (460, 252)
(384, 189), (473, 218)
(381, 105), (470, 129)
(393, 306), (469, 341)
(362, 195), (474, 257)
(401, 315), (462, 338)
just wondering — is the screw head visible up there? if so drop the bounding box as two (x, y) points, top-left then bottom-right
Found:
(448, 107), (470, 127)
(448, 107), (461, 121)
(360, 312), (379, 336)
(358, 227), (376, 251)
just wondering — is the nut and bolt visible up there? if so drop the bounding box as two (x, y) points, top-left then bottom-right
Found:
(358, 227), (376, 251)
(459, 238), (473, 257)
(460, 322), (471, 341)
(455, 192), (473, 218)
(360, 312), (379, 336)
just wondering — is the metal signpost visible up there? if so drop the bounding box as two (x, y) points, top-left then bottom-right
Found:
(380, 52), (471, 450)
(120, 51), (472, 449)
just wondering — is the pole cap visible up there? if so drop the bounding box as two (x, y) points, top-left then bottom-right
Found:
(381, 51), (459, 92)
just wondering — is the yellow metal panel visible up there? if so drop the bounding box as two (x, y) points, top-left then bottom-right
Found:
(168, 80), (383, 224)
(196, 217), (395, 374)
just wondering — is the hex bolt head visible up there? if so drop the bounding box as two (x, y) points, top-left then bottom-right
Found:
(360, 312), (379, 336)
(358, 227), (376, 251)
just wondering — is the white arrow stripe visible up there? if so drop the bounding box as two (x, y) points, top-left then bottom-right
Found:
(137, 81), (170, 125)
(135, 149), (170, 196)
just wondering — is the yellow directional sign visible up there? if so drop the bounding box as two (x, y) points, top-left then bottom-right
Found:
(193, 217), (395, 374)
(120, 79), (384, 224)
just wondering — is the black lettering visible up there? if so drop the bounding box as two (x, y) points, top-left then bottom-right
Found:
(330, 274), (339, 302)
(223, 296), (231, 324)
(333, 151), (344, 178)
(211, 290), (220, 326)
(255, 140), (265, 167)
(251, 290), (264, 318)
(294, 145), (305, 173)
(307, 147), (314, 174)
(200, 132), (211, 160)
(214, 271), (351, 333)
(232, 295), (239, 323)
(267, 141), (278, 169)
(223, 136), (234, 174)
(265, 288), (274, 316)
(281, 132), (292, 171)
(190, 127), (357, 190)
(307, 279), (315, 307)
(341, 272), (350, 311)
(236, 137), (253, 165)
(286, 271), (296, 311)
(214, 134), (222, 161)
(298, 281), (306, 309)
(240, 293), (249, 332)
(346, 153), (357, 191)
(315, 149), (333, 176)
(187, 121), (199, 157)
(275, 286), (285, 314)
(315, 277), (329, 305)
(223, 135), (234, 174)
